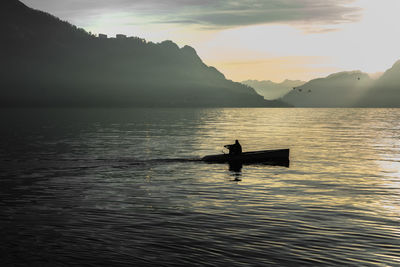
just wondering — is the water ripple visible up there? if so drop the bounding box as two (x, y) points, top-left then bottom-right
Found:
(1, 108), (400, 266)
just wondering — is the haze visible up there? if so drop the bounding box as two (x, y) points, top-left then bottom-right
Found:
(21, 0), (400, 82)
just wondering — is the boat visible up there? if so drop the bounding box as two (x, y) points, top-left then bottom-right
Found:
(201, 149), (290, 165)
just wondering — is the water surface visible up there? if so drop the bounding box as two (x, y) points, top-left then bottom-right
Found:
(1, 108), (399, 266)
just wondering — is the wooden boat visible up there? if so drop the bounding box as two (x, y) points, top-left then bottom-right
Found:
(201, 149), (289, 165)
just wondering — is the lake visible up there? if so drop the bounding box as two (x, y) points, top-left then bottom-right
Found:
(1, 108), (399, 266)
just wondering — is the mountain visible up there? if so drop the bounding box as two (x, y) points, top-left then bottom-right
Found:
(242, 79), (305, 100)
(358, 60), (400, 107)
(281, 71), (373, 107)
(0, 0), (288, 107)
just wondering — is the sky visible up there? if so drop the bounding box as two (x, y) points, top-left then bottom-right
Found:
(22, 0), (400, 82)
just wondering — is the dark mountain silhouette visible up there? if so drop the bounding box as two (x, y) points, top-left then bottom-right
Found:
(242, 79), (305, 100)
(358, 60), (400, 107)
(0, 0), (288, 107)
(281, 71), (373, 107)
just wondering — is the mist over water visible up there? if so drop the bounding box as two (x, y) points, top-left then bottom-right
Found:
(1, 108), (400, 266)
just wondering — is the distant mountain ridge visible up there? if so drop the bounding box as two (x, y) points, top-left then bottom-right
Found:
(242, 79), (305, 100)
(280, 64), (400, 107)
(358, 60), (400, 107)
(281, 71), (374, 107)
(0, 0), (288, 107)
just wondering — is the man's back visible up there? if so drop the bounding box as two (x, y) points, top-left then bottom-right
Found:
(227, 140), (242, 155)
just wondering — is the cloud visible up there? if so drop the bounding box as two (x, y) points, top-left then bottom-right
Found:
(298, 27), (342, 34)
(172, 0), (362, 27)
(23, 0), (363, 29)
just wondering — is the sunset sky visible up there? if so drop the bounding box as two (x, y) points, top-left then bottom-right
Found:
(22, 0), (400, 82)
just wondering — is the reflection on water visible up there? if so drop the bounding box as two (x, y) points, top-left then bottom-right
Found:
(229, 162), (243, 181)
(0, 108), (400, 266)
(229, 162), (243, 173)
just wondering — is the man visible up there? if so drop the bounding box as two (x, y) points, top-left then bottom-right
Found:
(224, 140), (242, 155)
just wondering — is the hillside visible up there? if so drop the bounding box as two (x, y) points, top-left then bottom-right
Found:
(0, 0), (288, 107)
(358, 60), (400, 107)
(281, 71), (373, 107)
(242, 80), (305, 100)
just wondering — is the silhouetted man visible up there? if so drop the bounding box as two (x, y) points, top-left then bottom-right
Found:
(224, 140), (242, 155)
